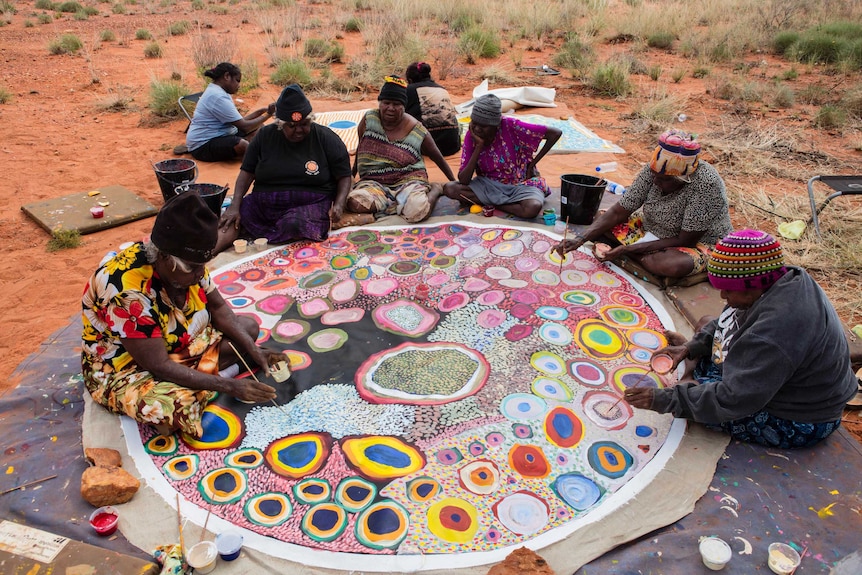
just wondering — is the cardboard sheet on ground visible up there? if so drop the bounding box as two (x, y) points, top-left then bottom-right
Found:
(314, 109), (371, 155)
(21, 184), (157, 235)
(456, 79), (557, 111)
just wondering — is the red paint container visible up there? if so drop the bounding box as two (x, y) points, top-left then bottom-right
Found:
(482, 205), (495, 217)
(90, 206), (105, 219)
(414, 283), (430, 301)
(650, 353), (674, 375)
(89, 506), (119, 536)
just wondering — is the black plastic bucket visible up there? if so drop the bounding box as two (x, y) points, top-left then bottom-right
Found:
(560, 174), (605, 225)
(174, 183), (229, 215)
(154, 159), (198, 203)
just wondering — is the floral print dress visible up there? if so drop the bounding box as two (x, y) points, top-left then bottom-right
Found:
(81, 243), (219, 437)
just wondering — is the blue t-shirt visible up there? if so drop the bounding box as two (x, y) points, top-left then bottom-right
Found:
(185, 83), (242, 151)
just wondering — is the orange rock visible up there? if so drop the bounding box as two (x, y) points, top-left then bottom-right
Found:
(81, 466), (140, 507)
(84, 447), (123, 468)
(486, 547), (556, 575)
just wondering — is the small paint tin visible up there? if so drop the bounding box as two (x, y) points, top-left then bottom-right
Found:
(767, 542), (800, 575)
(90, 206), (105, 219)
(215, 531), (244, 561)
(270, 360), (291, 383)
(187, 541), (218, 573)
(254, 237), (269, 251)
(89, 506), (119, 536)
(482, 205), (494, 217)
(233, 239), (248, 254)
(650, 353), (674, 375)
(699, 536), (732, 570)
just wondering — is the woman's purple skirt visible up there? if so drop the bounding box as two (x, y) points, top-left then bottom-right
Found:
(240, 189), (332, 243)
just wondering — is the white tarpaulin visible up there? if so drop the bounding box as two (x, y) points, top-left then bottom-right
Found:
(455, 79), (557, 113)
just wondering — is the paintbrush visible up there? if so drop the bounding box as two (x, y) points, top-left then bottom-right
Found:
(199, 506), (211, 544)
(558, 214), (570, 274)
(604, 368), (655, 415)
(789, 545), (808, 575)
(226, 341), (289, 415)
(176, 493), (186, 560)
(459, 194), (479, 206)
(0, 474), (57, 496)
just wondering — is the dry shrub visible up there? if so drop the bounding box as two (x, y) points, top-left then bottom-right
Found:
(191, 30), (236, 73)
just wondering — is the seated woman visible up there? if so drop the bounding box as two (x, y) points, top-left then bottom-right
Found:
(186, 62), (275, 162)
(215, 84), (352, 253)
(625, 230), (858, 449)
(81, 192), (284, 437)
(405, 61), (461, 156)
(441, 94), (562, 219)
(346, 76), (456, 224)
(554, 129), (732, 280)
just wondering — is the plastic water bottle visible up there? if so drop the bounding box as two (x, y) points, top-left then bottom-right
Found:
(605, 180), (626, 195)
(595, 162), (618, 173)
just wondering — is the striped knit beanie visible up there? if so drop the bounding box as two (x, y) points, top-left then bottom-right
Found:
(707, 229), (787, 291)
(649, 129), (700, 178)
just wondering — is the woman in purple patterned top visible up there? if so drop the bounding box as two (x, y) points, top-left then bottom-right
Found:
(442, 94), (561, 219)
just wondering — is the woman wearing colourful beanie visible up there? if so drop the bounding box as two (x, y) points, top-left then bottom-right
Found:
(555, 129), (731, 283)
(625, 229), (858, 448)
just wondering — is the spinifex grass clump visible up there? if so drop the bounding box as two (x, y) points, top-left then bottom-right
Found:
(149, 80), (187, 117)
(48, 33), (83, 55)
(47, 229), (81, 252)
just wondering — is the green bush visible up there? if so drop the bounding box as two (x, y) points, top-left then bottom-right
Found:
(814, 104), (846, 128)
(840, 89), (862, 118)
(57, 1), (81, 12)
(135, 28), (151, 40)
(552, 34), (594, 75)
(0, 86), (11, 104)
(83, 5), (98, 14)
(190, 0), (203, 8)
(24, 19), (35, 27)
(238, 60), (259, 93)
(450, 13), (475, 34)
(47, 229), (81, 252)
(304, 38), (331, 58)
(819, 20), (862, 40)
(591, 61), (634, 97)
(148, 80), (187, 117)
(797, 84), (829, 105)
(143, 41), (162, 58)
(34, 0), (54, 8)
(48, 33), (83, 54)
(671, 68), (686, 83)
(773, 31), (800, 55)
(845, 38), (862, 71)
(270, 58), (312, 86)
(99, 29), (116, 41)
(790, 32), (847, 64)
(343, 16), (361, 32)
(647, 31), (674, 50)
(111, 3), (125, 13)
(781, 67), (798, 81)
(771, 84), (795, 108)
(648, 64), (662, 81)
(458, 26), (500, 64)
(168, 20), (190, 35)
(37, 13), (51, 23)
(692, 66), (710, 78)
(73, 9), (88, 19)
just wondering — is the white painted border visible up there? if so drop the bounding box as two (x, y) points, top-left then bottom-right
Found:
(122, 220), (686, 572)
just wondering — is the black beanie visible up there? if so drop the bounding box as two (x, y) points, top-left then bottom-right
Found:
(276, 83), (312, 122)
(151, 192), (218, 263)
(377, 76), (407, 105)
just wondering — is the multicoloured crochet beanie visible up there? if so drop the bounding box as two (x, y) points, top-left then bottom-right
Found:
(707, 229), (787, 291)
(649, 129), (701, 178)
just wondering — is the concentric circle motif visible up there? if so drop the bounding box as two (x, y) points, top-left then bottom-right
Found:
(477, 309), (507, 329)
(582, 390), (633, 430)
(427, 498), (479, 543)
(340, 436), (425, 481)
(458, 459), (501, 495)
(245, 492), (293, 527)
(224, 448), (263, 469)
(430, 254), (457, 269)
(500, 393), (547, 421)
(468, 441), (486, 456)
(513, 423), (533, 438)
(271, 319), (311, 344)
(587, 441), (634, 479)
(626, 328), (668, 351)
(328, 279), (360, 304)
(529, 350), (566, 376)
(531, 269), (560, 285)
(611, 365), (662, 395)
(144, 434), (178, 456)
(264, 432), (332, 479)
(364, 277), (399, 297)
(199, 467), (248, 504)
(515, 257), (540, 272)
(485, 432), (505, 446)
(535, 306), (569, 321)
(389, 260), (422, 275)
(560, 269), (589, 286)
(300, 270), (337, 290)
(299, 298), (332, 318)
(301, 503), (348, 542)
(307, 328), (348, 352)
(346, 230), (378, 245)
(438, 291), (470, 312)
(561, 290), (599, 306)
(538, 322), (573, 346)
(406, 476), (441, 503)
(493, 491), (549, 536)
(295, 246), (321, 258)
(530, 377), (573, 402)
(511, 289), (539, 304)
(590, 270), (622, 287)
(226, 296), (253, 308)
(609, 290), (644, 307)
(218, 283), (244, 296)
(354, 500), (410, 550)
(240, 268), (265, 282)
(575, 319), (627, 360)
(502, 229), (523, 240)
(627, 346), (653, 364)
(293, 478), (332, 505)
(599, 305), (648, 328)
(485, 266), (511, 280)
(553, 473), (603, 512)
(329, 253), (356, 270)
(508, 444), (550, 478)
(490, 240), (524, 257)
(505, 324), (533, 342)
(256, 293), (294, 315)
(181, 405), (243, 450)
(435, 447), (463, 465)
(351, 266), (372, 280)
(477, 290), (505, 306)
(335, 476), (378, 512)
(371, 300), (439, 338)
(568, 360), (607, 387)
(285, 350), (311, 371)
(163, 454), (198, 481)
(544, 406), (584, 449)
(463, 277), (491, 292)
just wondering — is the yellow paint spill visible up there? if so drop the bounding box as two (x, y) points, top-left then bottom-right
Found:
(5, 466), (12, 475)
(51, 436), (58, 442)
(829, 489), (839, 495)
(25, 565), (40, 575)
(809, 502), (838, 519)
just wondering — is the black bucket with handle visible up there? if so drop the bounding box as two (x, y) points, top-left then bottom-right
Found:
(174, 183), (229, 215)
(560, 174), (605, 225)
(153, 159), (198, 203)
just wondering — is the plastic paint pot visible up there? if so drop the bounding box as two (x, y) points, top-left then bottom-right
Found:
(89, 506), (119, 536)
(469, 204), (483, 214)
(270, 360), (291, 383)
(593, 242), (611, 260)
(233, 239), (248, 254)
(650, 353), (674, 374)
(767, 542), (801, 575)
(216, 531), (244, 562)
(543, 213), (557, 226)
(90, 206), (105, 219)
(254, 237), (269, 251)
(414, 283), (430, 301)
(699, 536), (732, 570)
(482, 205), (495, 217)
(187, 541), (218, 574)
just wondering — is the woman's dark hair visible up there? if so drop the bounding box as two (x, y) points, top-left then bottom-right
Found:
(405, 61), (432, 83)
(204, 62), (241, 81)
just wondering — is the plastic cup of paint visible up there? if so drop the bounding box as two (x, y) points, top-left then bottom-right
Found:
(593, 242), (612, 260)
(187, 541), (218, 574)
(542, 212), (557, 226)
(650, 353), (674, 375)
(270, 360), (291, 383)
(482, 205), (494, 217)
(89, 506), (119, 536)
(215, 531), (244, 562)
(414, 283), (430, 301)
(254, 237), (269, 251)
(699, 536), (732, 571)
(554, 220), (567, 234)
(233, 239), (248, 254)
(767, 542), (801, 575)
(90, 206), (105, 219)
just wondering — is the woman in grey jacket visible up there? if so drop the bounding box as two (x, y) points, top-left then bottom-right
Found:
(626, 229), (857, 448)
